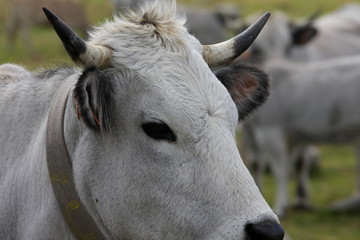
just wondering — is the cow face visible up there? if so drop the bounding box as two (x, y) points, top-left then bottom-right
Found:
(49, 1), (284, 239)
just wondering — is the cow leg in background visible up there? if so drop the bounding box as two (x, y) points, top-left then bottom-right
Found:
(331, 141), (360, 211)
(254, 127), (290, 217)
(292, 145), (320, 210)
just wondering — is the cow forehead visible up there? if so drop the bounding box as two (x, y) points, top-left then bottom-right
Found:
(87, 1), (238, 131)
(87, 1), (203, 70)
(135, 60), (238, 137)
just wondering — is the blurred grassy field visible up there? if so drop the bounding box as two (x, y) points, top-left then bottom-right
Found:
(262, 144), (360, 240)
(1, 0), (360, 239)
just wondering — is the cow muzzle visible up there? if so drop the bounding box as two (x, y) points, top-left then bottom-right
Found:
(245, 219), (285, 240)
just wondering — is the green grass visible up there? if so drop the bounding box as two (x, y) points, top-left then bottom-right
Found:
(238, 134), (360, 240)
(0, 25), (71, 69)
(282, 210), (360, 240)
(1, 0), (360, 239)
(262, 145), (360, 240)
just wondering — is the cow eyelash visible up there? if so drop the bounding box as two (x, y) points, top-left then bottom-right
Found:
(141, 121), (177, 142)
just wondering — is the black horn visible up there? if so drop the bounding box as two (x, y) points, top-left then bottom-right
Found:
(43, 8), (87, 65)
(43, 8), (111, 68)
(203, 12), (270, 67)
(233, 12), (270, 57)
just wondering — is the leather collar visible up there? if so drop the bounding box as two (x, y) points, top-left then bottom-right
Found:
(46, 75), (107, 240)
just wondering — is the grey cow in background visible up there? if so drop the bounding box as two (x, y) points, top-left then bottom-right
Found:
(245, 3), (360, 63)
(291, 3), (360, 61)
(245, 56), (360, 215)
(242, 3), (360, 215)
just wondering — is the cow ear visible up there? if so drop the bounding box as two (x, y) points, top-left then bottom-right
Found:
(215, 12), (226, 27)
(214, 62), (270, 121)
(73, 67), (114, 135)
(291, 24), (318, 45)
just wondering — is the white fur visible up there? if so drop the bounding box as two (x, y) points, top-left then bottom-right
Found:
(0, 1), (279, 239)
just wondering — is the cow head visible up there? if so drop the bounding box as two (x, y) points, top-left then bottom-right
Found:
(45, 1), (284, 239)
(242, 11), (318, 64)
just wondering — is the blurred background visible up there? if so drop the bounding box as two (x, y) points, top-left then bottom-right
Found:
(1, 0), (360, 239)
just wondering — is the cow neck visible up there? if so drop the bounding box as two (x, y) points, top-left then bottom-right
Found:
(46, 75), (107, 240)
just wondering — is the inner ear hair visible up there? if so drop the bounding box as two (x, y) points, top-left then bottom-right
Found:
(292, 24), (318, 45)
(214, 61), (270, 121)
(73, 67), (115, 135)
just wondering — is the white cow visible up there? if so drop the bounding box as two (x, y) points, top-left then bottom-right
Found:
(291, 3), (360, 61)
(245, 3), (360, 64)
(242, 3), (360, 214)
(243, 56), (360, 215)
(0, 1), (284, 239)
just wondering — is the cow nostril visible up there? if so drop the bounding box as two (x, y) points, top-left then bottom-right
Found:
(245, 221), (285, 240)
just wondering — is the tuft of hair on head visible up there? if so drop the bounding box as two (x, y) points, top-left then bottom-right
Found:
(85, 0), (189, 57)
(126, 0), (179, 22)
(121, 0), (186, 43)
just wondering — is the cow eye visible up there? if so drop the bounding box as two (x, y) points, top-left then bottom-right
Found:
(142, 122), (177, 142)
